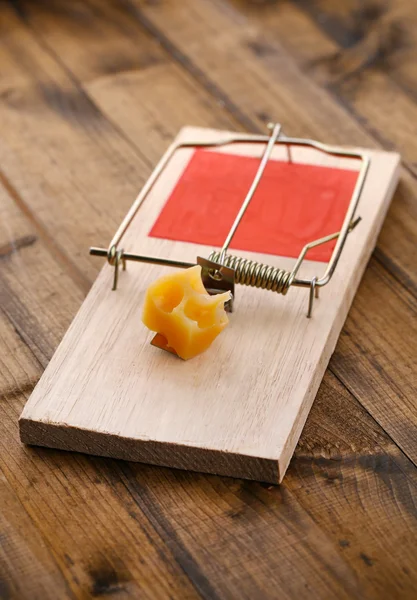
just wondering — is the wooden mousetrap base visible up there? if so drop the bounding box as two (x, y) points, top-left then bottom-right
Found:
(19, 127), (400, 483)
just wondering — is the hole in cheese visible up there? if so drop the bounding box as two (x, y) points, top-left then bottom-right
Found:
(155, 280), (184, 313)
(183, 296), (218, 329)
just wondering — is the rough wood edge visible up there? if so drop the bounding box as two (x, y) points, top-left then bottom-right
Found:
(19, 418), (280, 484)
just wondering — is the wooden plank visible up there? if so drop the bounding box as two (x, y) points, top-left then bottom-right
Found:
(289, 0), (417, 101)
(0, 5), (152, 284)
(0, 180), (85, 370)
(86, 64), (242, 161)
(331, 259), (417, 464)
(20, 126), (400, 482)
(0, 305), (40, 400)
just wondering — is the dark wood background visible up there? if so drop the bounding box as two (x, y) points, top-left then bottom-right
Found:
(0, 1), (416, 598)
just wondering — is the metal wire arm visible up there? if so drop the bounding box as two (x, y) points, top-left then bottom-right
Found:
(90, 123), (370, 317)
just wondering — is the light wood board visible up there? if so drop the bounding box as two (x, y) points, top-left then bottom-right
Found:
(19, 127), (400, 483)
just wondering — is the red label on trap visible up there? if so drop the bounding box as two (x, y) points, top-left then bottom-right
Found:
(149, 150), (358, 263)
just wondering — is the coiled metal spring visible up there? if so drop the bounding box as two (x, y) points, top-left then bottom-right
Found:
(208, 251), (293, 295)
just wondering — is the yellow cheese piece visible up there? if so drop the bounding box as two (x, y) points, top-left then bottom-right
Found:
(142, 265), (230, 360)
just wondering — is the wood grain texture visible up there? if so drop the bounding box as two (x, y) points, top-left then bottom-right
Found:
(20, 126), (400, 483)
(1, 0), (417, 597)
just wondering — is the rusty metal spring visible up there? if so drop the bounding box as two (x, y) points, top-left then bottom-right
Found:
(208, 251), (293, 295)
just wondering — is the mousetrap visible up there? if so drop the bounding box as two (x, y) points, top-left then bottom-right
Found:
(19, 124), (400, 483)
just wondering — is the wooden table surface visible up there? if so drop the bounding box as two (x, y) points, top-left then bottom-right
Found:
(0, 1), (416, 598)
